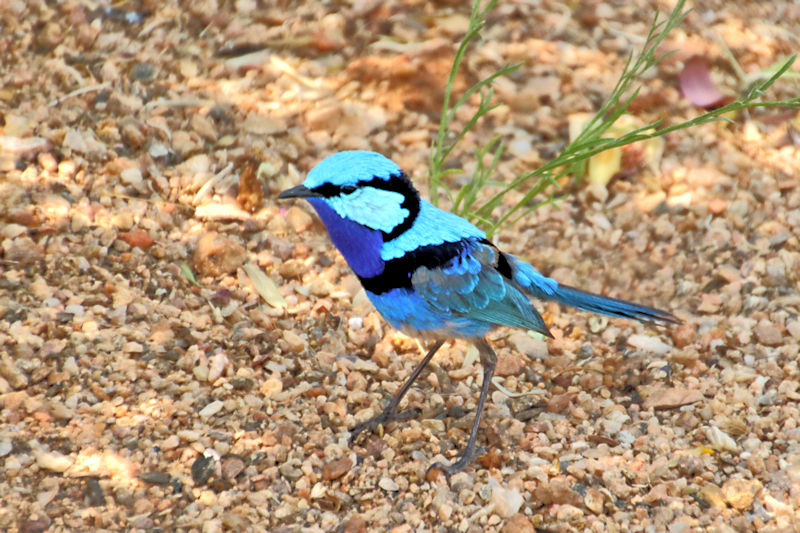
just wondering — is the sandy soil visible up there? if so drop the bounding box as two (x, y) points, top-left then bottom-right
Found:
(1, 1), (799, 531)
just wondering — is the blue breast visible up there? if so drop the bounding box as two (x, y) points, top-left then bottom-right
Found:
(307, 198), (385, 278)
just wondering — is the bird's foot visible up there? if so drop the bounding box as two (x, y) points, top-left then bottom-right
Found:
(426, 446), (488, 481)
(349, 407), (422, 443)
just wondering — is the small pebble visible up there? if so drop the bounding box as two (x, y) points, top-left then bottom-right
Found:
(555, 504), (584, 523)
(220, 454), (246, 479)
(708, 425), (739, 453)
(378, 477), (399, 492)
(449, 472), (473, 492)
(199, 400), (224, 419)
(507, 331), (548, 359)
(495, 352), (526, 377)
(722, 478), (762, 510)
(286, 206), (314, 233)
(193, 232), (247, 277)
(627, 334), (672, 354)
(137, 471), (172, 485)
(36, 451), (73, 473)
(708, 198), (727, 215)
(191, 455), (216, 485)
(3, 236), (43, 265)
(699, 483), (727, 508)
(161, 435), (180, 450)
(208, 352), (230, 382)
(282, 330), (307, 352)
(754, 321), (782, 346)
(177, 430), (200, 442)
(534, 481), (583, 506)
(85, 478), (105, 507)
(63, 357), (79, 375)
(501, 513), (534, 533)
(491, 482), (523, 518)
(787, 320), (800, 341)
(584, 488), (605, 514)
(260, 377), (282, 399)
(322, 457), (353, 481)
(120, 167), (144, 190)
(0, 355), (29, 389)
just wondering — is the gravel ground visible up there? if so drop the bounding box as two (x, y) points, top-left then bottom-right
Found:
(1, 1), (800, 532)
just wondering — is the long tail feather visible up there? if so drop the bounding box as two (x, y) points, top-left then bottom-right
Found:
(505, 254), (678, 326)
(551, 284), (679, 326)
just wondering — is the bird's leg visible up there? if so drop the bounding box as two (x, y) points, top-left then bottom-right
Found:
(428, 338), (497, 478)
(350, 339), (445, 443)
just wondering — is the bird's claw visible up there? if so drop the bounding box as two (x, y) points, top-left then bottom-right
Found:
(426, 446), (488, 481)
(349, 407), (422, 444)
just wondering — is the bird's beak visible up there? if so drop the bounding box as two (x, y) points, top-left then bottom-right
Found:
(277, 184), (322, 199)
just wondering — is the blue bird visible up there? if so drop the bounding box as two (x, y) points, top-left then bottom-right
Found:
(279, 150), (678, 476)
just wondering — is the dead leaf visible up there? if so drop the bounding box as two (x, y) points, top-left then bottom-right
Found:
(243, 261), (287, 309)
(642, 387), (703, 410)
(236, 159), (263, 213)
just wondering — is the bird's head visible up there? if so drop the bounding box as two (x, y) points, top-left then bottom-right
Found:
(278, 151), (420, 239)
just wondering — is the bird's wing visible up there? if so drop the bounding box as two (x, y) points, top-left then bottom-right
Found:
(411, 240), (552, 337)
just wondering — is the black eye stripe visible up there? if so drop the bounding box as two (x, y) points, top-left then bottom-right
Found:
(310, 182), (361, 197)
(311, 173), (411, 197)
(312, 182), (342, 198)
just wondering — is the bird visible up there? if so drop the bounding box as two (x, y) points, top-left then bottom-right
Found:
(278, 150), (678, 477)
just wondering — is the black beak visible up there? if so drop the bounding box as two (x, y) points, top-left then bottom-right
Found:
(277, 184), (322, 199)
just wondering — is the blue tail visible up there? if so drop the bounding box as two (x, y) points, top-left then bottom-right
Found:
(506, 254), (678, 326)
(550, 284), (679, 326)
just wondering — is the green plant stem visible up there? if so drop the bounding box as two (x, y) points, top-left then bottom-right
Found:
(428, 0), (519, 206)
(428, 0), (799, 239)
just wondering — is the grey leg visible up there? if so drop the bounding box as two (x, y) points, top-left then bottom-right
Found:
(428, 337), (496, 478)
(350, 339), (446, 442)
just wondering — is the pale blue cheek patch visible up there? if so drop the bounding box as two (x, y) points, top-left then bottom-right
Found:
(328, 188), (409, 233)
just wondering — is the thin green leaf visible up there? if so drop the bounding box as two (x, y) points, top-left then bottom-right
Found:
(181, 262), (203, 288)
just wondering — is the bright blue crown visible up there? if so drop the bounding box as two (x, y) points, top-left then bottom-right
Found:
(303, 151), (402, 189)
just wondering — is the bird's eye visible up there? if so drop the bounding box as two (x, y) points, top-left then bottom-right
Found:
(341, 185), (357, 195)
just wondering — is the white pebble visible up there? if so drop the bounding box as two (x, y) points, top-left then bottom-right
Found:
(161, 435), (180, 450)
(177, 430), (201, 442)
(491, 481), (523, 518)
(63, 357), (79, 375)
(64, 304), (85, 317)
(120, 167), (144, 189)
(36, 451), (73, 473)
(199, 400), (224, 419)
(708, 426), (739, 453)
(627, 334), (672, 355)
(378, 477), (399, 492)
(208, 352), (230, 382)
(310, 482), (327, 499)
